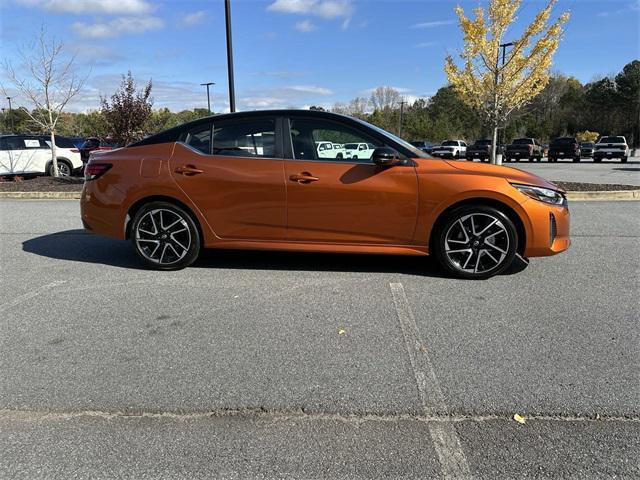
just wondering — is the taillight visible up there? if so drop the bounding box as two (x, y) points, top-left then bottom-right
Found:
(85, 162), (112, 181)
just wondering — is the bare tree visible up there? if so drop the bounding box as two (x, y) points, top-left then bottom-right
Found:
(2, 28), (85, 176)
(370, 86), (401, 112)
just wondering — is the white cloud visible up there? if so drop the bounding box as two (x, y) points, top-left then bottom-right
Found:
(295, 20), (317, 32)
(180, 11), (208, 27)
(73, 16), (164, 39)
(267, 0), (353, 18)
(288, 85), (333, 95)
(16, 0), (154, 15)
(411, 20), (456, 29)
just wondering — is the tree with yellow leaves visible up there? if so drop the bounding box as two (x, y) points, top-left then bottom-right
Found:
(445, 0), (570, 164)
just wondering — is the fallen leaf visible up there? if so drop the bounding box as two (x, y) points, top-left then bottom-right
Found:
(338, 329), (346, 335)
(513, 413), (526, 424)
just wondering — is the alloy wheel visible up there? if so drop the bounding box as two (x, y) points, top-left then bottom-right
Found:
(135, 209), (192, 265)
(444, 213), (510, 274)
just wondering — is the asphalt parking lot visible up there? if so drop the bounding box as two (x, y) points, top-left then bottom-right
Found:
(1, 199), (639, 479)
(507, 155), (640, 186)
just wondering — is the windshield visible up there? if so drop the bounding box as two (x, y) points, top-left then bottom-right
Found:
(474, 139), (492, 146)
(344, 143), (358, 149)
(353, 118), (428, 158)
(513, 138), (533, 145)
(580, 142), (594, 147)
(599, 136), (625, 143)
(442, 141), (458, 146)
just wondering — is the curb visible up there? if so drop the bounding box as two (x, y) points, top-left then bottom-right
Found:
(1, 190), (639, 201)
(0, 191), (81, 199)
(565, 190), (640, 201)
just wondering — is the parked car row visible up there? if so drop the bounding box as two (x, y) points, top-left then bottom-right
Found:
(411, 136), (631, 163)
(0, 134), (117, 177)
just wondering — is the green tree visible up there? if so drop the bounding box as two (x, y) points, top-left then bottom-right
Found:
(101, 71), (152, 145)
(615, 60), (640, 146)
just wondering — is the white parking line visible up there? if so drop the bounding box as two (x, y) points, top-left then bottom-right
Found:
(0, 280), (67, 310)
(390, 282), (472, 479)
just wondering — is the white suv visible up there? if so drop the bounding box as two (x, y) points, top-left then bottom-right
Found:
(0, 134), (82, 176)
(594, 136), (629, 163)
(344, 142), (375, 160)
(432, 140), (467, 159)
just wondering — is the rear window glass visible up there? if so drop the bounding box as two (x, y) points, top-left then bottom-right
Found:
(580, 142), (594, 147)
(55, 137), (77, 148)
(551, 138), (576, 145)
(513, 139), (533, 145)
(442, 141), (458, 146)
(599, 137), (625, 143)
(474, 139), (492, 146)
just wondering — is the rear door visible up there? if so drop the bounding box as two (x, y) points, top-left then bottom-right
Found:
(169, 117), (287, 240)
(283, 116), (418, 244)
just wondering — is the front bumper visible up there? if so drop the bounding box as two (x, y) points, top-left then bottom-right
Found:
(523, 202), (570, 257)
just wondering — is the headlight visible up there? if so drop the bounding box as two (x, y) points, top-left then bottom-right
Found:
(512, 183), (567, 207)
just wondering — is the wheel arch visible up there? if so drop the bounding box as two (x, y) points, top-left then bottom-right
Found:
(428, 197), (527, 255)
(125, 195), (205, 245)
(45, 157), (72, 174)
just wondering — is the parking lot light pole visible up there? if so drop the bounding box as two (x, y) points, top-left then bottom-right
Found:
(200, 82), (215, 114)
(398, 100), (406, 138)
(225, 0), (236, 113)
(6, 96), (13, 132)
(492, 42), (514, 165)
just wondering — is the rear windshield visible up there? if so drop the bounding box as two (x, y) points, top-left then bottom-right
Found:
(54, 137), (77, 148)
(512, 138), (533, 145)
(598, 136), (625, 144)
(474, 139), (492, 146)
(442, 141), (458, 146)
(551, 137), (576, 145)
(344, 143), (358, 149)
(580, 142), (594, 147)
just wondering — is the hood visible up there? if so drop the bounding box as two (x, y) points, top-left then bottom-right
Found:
(444, 160), (562, 191)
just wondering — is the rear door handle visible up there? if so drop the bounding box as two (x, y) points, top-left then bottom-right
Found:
(175, 165), (204, 176)
(289, 172), (319, 184)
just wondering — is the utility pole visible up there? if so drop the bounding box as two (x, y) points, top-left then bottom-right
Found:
(6, 96), (13, 132)
(200, 82), (215, 114)
(225, 0), (236, 112)
(398, 101), (406, 138)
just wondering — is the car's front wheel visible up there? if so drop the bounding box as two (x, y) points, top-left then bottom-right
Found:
(131, 202), (201, 270)
(433, 205), (518, 279)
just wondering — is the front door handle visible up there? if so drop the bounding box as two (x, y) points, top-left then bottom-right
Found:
(175, 165), (204, 176)
(289, 172), (319, 184)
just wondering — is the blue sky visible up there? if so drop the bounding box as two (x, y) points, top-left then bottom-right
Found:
(1, 0), (638, 112)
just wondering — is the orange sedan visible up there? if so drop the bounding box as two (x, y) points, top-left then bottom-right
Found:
(81, 110), (569, 279)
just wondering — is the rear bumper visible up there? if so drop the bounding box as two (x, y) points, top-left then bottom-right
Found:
(80, 181), (127, 240)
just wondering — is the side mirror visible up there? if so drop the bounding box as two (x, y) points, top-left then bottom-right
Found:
(372, 147), (402, 166)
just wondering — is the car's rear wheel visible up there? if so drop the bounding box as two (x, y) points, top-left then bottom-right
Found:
(48, 160), (71, 177)
(433, 205), (517, 280)
(131, 202), (200, 270)
(621, 156), (628, 163)
(594, 157), (602, 163)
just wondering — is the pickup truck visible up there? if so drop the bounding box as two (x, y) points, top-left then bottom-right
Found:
(465, 139), (493, 162)
(594, 136), (629, 163)
(548, 137), (580, 162)
(504, 138), (544, 162)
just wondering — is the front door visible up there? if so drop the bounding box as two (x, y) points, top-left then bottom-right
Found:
(284, 117), (418, 245)
(170, 117), (286, 240)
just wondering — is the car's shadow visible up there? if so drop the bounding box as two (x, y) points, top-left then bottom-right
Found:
(22, 229), (528, 277)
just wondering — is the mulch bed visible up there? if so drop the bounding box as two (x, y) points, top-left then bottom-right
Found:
(0, 176), (84, 192)
(553, 181), (640, 192)
(0, 175), (638, 193)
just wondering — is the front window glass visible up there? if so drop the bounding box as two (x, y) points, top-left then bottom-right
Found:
(212, 119), (276, 157)
(442, 140), (458, 146)
(290, 119), (383, 162)
(513, 138), (532, 145)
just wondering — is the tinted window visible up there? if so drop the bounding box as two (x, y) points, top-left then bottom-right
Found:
(474, 139), (492, 145)
(54, 137), (77, 148)
(599, 136), (625, 143)
(289, 119), (383, 162)
(81, 139), (100, 149)
(551, 137), (576, 145)
(442, 140), (458, 146)
(513, 138), (533, 145)
(182, 123), (212, 154)
(581, 142), (594, 147)
(212, 119), (275, 157)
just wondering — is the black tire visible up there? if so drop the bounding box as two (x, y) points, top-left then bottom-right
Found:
(573, 156), (580, 162)
(130, 201), (201, 270)
(48, 160), (72, 177)
(594, 157), (602, 163)
(466, 157), (473, 162)
(336, 153), (343, 159)
(621, 156), (628, 163)
(352, 155), (358, 160)
(432, 205), (518, 280)
(548, 157), (555, 163)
